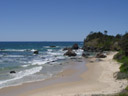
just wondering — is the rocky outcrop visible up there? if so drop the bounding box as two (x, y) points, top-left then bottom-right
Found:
(96, 53), (107, 58)
(64, 49), (77, 56)
(72, 44), (79, 50)
(10, 71), (16, 74)
(83, 46), (103, 52)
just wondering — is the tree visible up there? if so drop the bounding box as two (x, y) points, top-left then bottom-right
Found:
(119, 33), (128, 56)
(116, 34), (122, 39)
(104, 30), (108, 35)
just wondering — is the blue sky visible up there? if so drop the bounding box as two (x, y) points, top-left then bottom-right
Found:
(0, 0), (128, 41)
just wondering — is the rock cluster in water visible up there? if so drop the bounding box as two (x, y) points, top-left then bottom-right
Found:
(63, 44), (79, 57)
(10, 71), (16, 74)
(64, 49), (77, 56)
(33, 50), (39, 54)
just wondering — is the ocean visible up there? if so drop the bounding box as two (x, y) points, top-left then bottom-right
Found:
(0, 42), (83, 89)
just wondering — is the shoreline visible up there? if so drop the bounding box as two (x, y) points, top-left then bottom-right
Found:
(0, 52), (127, 96)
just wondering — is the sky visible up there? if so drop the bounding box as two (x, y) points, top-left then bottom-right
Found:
(0, 0), (128, 41)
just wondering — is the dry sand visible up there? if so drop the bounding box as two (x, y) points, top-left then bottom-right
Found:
(0, 52), (127, 96)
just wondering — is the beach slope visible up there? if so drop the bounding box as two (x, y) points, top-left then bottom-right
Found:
(21, 52), (127, 96)
(0, 52), (127, 96)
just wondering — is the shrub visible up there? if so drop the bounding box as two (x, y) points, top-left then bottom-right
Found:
(120, 63), (128, 73)
(119, 33), (128, 56)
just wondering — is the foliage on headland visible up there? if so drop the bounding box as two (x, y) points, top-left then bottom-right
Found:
(83, 31), (128, 72)
(83, 31), (128, 96)
(83, 30), (121, 51)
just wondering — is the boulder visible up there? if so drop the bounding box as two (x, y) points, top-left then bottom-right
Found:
(82, 53), (90, 58)
(96, 53), (107, 58)
(72, 44), (79, 50)
(33, 50), (39, 54)
(83, 46), (96, 52)
(64, 49), (77, 56)
(10, 71), (16, 74)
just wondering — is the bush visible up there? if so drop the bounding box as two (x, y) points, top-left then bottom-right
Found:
(114, 51), (128, 73)
(119, 33), (128, 56)
(113, 51), (125, 61)
(120, 63), (128, 73)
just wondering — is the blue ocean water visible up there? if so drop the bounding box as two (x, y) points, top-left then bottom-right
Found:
(0, 42), (83, 88)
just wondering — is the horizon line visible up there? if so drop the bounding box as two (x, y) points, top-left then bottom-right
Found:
(0, 41), (83, 42)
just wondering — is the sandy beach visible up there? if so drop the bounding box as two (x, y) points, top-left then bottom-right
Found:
(0, 52), (127, 96)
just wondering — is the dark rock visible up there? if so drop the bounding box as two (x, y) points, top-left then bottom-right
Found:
(72, 44), (79, 50)
(10, 71), (16, 74)
(82, 53), (90, 58)
(64, 49), (77, 56)
(33, 50), (39, 54)
(83, 46), (96, 52)
(96, 53), (107, 58)
(83, 46), (104, 52)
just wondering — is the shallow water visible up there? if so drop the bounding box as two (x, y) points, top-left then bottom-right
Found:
(0, 42), (83, 88)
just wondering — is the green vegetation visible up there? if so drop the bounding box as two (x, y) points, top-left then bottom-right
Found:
(84, 31), (128, 96)
(119, 33), (128, 56)
(113, 51), (128, 73)
(84, 31), (128, 73)
(83, 31), (121, 51)
(117, 86), (128, 96)
(117, 33), (128, 73)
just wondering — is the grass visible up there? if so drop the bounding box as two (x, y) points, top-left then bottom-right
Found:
(114, 51), (128, 73)
(114, 51), (128, 96)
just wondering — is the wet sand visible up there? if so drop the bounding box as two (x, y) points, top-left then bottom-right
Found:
(0, 52), (127, 96)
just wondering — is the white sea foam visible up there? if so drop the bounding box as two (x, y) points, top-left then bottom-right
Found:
(31, 59), (49, 65)
(21, 64), (30, 67)
(31, 49), (37, 52)
(75, 49), (83, 56)
(47, 49), (53, 52)
(47, 52), (62, 56)
(30, 56), (62, 66)
(47, 49), (64, 56)
(0, 66), (42, 86)
(56, 56), (65, 60)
